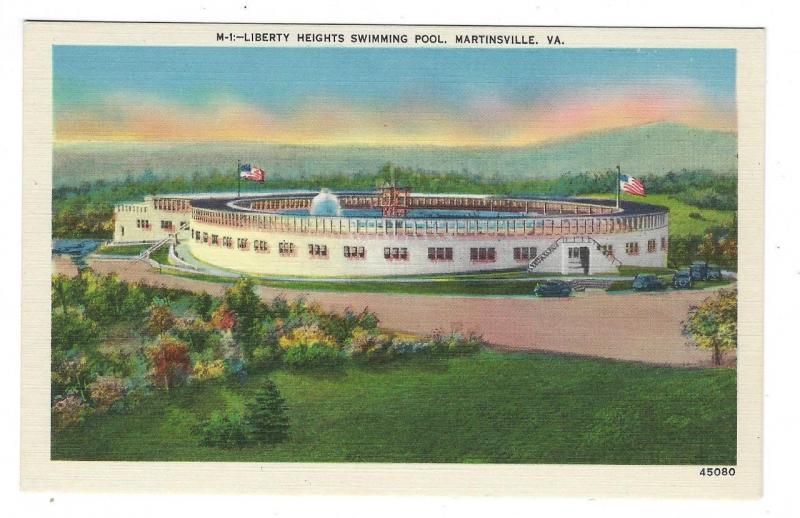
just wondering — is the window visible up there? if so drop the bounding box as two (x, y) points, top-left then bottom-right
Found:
(202, 232), (208, 243)
(427, 247), (453, 261)
(470, 247), (496, 262)
(222, 236), (234, 248)
(647, 239), (657, 253)
(211, 234), (219, 245)
(237, 238), (249, 250)
(278, 241), (295, 256)
(136, 219), (151, 229)
(661, 237), (668, 251)
(513, 247), (537, 261)
(344, 245), (366, 259)
(160, 220), (173, 230)
(625, 242), (640, 255)
(384, 247), (408, 261)
(600, 244), (613, 257)
(253, 240), (269, 253)
(308, 243), (328, 257)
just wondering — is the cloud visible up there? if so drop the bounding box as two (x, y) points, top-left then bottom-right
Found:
(55, 86), (736, 147)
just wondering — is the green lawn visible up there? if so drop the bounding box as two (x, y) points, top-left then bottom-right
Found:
(94, 244), (150, 256)
(150, 244), (170, 264)
(588, 193), (735, 237)
(52, 351), (736, 464)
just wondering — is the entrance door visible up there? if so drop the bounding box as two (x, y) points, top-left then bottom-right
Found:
(579, 246), (590, 275)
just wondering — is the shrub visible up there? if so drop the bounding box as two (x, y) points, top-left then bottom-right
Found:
(282, 344), (345, 370)
(426, 330), (483, 357)
(278, 324), (338, 350)
(52, 395), (89, 430)
(249, 345), (279, 369)
(89, 376), (127, 413)
(192, 360), (227, 382)
(345, 328), (393, 363)
(198, 411), (249, 448)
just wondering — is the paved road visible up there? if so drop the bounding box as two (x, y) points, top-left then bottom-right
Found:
(54, 257), (732, 367)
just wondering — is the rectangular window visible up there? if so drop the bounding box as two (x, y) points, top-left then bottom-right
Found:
(202, 232), (208, 243)
(237, 238), (248, 250)
(308, 244), (328, 258)
(211, 234), (219, 245)
(427, 247), (453, 261)
(253, 240), (269, 253)
(279, 241), (295, 256)
(625, 242), (640, 255)
(160, 220), (173, 230)
(385, 247), (408, 261)
(470, 247), (496, 262)
(647, 239), (657, 253)
(600, 244), (613, 256)
(661, 237), (668, 251)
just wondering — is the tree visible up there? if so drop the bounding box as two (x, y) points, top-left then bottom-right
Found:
(697, 232), (720, 266)
(683, 289), (737, 366)
(51, 308), (102, 365)
(148, 336), (192, 390)
(193, 291), (215, 321)
(244, 379), (289, 444)
(223, 278), (266, 358)
(144, 304), (177, 338)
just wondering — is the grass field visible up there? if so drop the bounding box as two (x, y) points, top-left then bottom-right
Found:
(94, 244), (150, 256)
(52, 350), (736, 464)
(589, 193), (735, 237)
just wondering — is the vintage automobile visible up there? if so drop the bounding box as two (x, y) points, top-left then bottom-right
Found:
(533, 280), (573, 297)
(672, 269), (694, 289)
(632, 273), (666, 291)
(690, 262), (723, 281)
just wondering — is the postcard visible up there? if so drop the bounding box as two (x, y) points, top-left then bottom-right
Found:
(21, 22), (764, 497)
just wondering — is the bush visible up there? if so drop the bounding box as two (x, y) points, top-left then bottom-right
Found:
(426, 330), (483, 357)
(52, 395), (90, 430)
(278, 324), (338, 350)
(249, 345), (279, 369)
(283, 344), (345, 370)
(198, 411), (249, 448)
(89, 376), (127, 413)
(192, 360), (227, 382)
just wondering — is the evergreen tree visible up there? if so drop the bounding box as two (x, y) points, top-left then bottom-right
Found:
(245, 379), (289, 444)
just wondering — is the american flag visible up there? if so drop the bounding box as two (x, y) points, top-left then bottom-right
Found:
(619, 174), (646, 196)
(239, 164), (266, 182)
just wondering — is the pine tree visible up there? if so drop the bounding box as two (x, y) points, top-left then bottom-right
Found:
(245, 379), (289, 444)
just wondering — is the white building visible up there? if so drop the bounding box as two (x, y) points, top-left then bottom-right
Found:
(112, 190), (669, 277)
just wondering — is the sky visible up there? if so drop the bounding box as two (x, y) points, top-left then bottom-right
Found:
(53, 46), (736, 147)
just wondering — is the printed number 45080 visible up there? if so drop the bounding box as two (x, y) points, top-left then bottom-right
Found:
(699, 467), (735, 476)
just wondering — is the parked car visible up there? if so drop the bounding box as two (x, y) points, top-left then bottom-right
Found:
(672, 269), (693, 289)
(632, 274), (666, 291)
(690, 262), (723, 281)
(534, 280), (573, 297)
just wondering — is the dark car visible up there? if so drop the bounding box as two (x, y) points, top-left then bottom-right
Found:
(534, 280), (573, 297)
(632, 274), (666, 291)
(690, 262), (723, 281)
(672, 269), (693, 289)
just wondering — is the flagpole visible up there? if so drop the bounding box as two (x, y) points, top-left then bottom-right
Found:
(615, 164), (621, 209)
(237, 160), (241, 199)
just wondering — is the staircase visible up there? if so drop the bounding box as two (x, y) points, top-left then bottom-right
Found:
(137, 236), (171, 260)
(527, 237), (563, 272)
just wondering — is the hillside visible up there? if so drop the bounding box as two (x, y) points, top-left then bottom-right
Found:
(53, 123), (737, 186)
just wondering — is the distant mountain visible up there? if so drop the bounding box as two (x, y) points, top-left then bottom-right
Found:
(53, 123), (736, 186)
